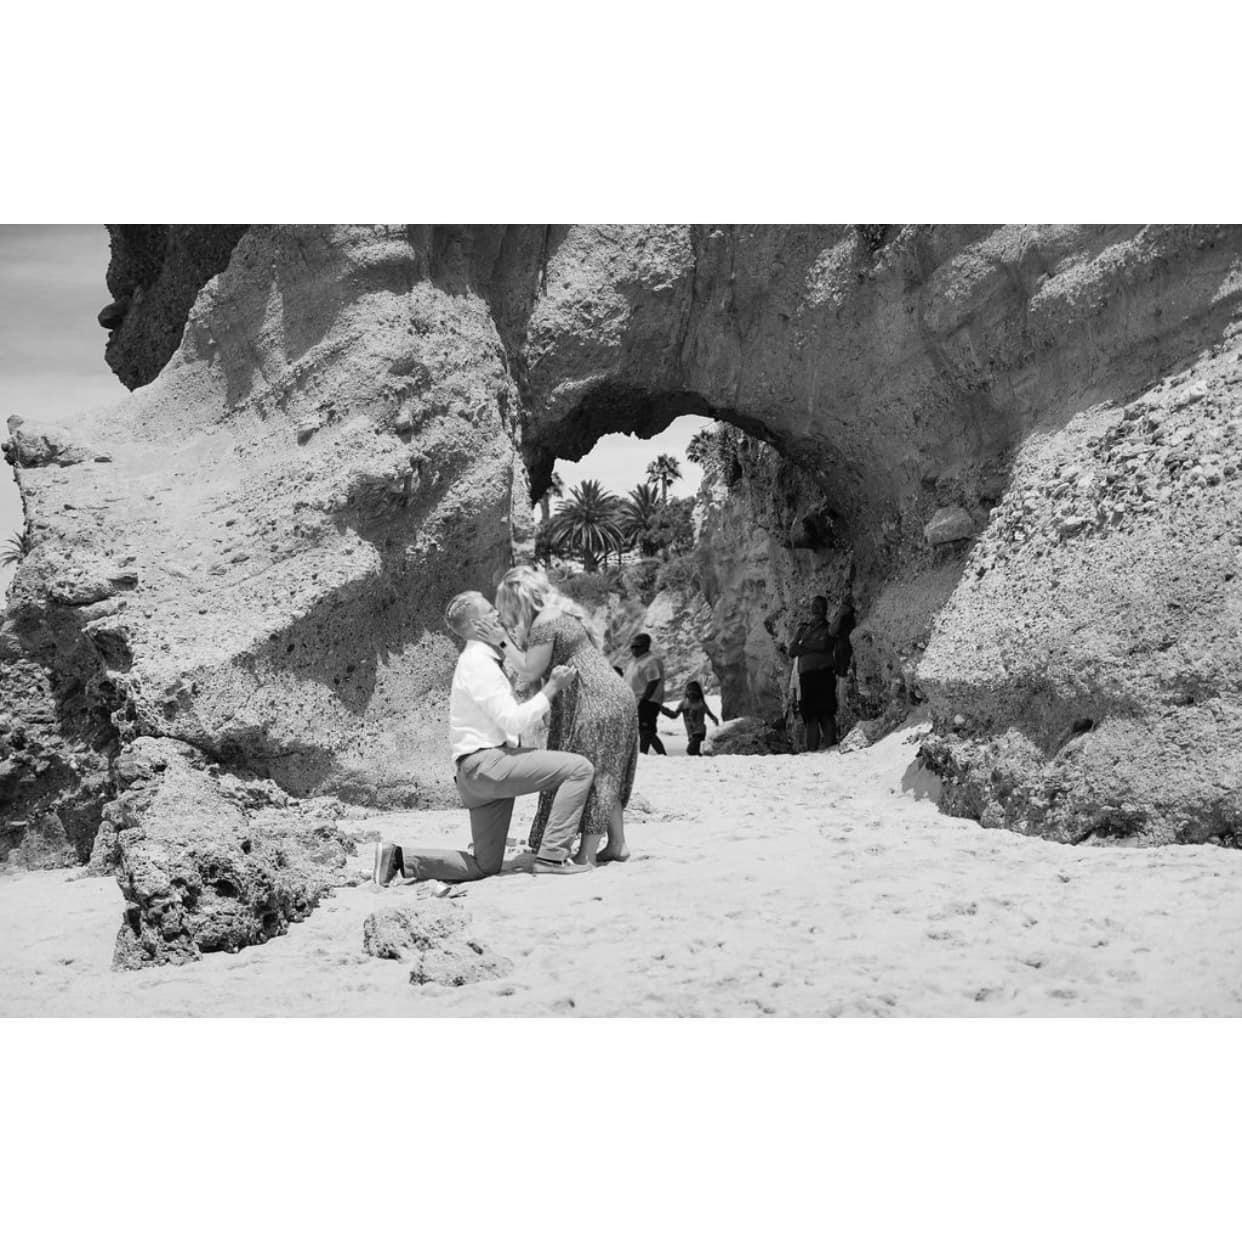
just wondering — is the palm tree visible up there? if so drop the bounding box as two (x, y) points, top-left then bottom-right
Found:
(533, 519), (565, 568)
(548, 480), (625, 572)
(537, 471), (565, 525)
(1, 531), (29, 568)
(621, 483), (662, 556)
(686, 428), (717, 466)
(646, 453), (682, 502)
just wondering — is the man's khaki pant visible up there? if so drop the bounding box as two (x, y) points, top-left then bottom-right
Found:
(403, 746), (595, 882)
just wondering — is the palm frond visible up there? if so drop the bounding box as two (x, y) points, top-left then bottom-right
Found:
(549, 480), (626, 570)
(645, 453), (683, 500)
(0, 530), (30, 569)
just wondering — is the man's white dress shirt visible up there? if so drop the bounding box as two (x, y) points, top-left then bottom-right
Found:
(449, 640), (550, 760)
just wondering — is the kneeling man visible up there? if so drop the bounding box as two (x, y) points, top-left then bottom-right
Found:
(374, 590), (594, 885)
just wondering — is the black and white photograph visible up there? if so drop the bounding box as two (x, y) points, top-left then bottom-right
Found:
(3, 7), (1239, 1237)
(4, 221), (1240, 1018)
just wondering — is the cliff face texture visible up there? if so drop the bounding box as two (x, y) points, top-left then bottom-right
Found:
(4, 225), (1241, 907)
(918, 342), (1242, 844)
(9, 226), (545, 815)
(100, 225), (250, 389)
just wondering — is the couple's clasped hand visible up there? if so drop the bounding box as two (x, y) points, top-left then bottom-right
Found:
(543, 664), (577, 696)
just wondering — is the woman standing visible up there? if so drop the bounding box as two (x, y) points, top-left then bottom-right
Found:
(493, 566), (638, 865)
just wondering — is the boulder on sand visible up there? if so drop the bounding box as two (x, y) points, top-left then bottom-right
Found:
(363, 902), (512, 987)
(923, 506), (975, 546)
(704, 715), (793, 756)
(109, 737), (354, 969)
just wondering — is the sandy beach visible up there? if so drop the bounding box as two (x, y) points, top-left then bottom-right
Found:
(3, 709), (1240, 1018)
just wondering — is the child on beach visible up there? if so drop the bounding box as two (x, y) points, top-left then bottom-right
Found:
(662, 681), (719, 756)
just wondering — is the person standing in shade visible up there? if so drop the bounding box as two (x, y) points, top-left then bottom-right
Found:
(372, 590), (594, 885)
(625, 632), (666, 755)
(789, 595), (837, 751)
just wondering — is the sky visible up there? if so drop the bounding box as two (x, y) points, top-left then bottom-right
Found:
(0, 224), (123, 590)
(552, 415), (707, 505)
(0, 225), (707, 594)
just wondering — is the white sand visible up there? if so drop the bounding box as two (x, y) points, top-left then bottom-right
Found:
(3, 711), (1241, 1018)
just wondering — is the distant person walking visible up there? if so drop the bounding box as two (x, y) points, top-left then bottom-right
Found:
(625, 633), (666, 755)
(789, 595), (837, 750)
(662, 680), (719, 755)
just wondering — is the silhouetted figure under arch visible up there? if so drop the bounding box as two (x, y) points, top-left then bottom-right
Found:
(789, 595), (837, 750)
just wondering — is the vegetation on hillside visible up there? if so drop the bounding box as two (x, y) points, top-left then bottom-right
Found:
(646, 453), (682, 501)
(537, 454), (699, 571)
(1, 530), (30, 568)
(544, 480), (626, 571)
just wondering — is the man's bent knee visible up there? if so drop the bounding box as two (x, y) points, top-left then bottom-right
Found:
(548, 750), (592, 781)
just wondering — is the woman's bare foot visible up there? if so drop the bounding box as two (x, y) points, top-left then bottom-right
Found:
(573, 833), (603, 867)
(596, 806), (629, 864)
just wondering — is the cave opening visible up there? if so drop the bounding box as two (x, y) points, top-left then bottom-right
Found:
(525, 384), (863, 744)
(533, 411), (714, 533)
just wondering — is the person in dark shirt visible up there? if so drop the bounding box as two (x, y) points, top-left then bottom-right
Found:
(788, 595), (837, 750)
(663, 680), (719, 755)
(624, 632), (667, 755)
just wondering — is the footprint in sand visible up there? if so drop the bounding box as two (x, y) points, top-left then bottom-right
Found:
(974, 986), (1006, 1003)
(929, 901), (978, 921)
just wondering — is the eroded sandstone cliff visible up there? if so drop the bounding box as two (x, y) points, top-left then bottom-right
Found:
(3, 225), (1240, 940)
(918, 342), (1242, 844)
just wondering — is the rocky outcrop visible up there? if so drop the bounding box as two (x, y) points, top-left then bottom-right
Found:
(100, 225), (249, 389)
(3, 222), (1240, 881)
(918, 344), (1242, 846)
(566, 566), (716, 695)
(838, 713), (906, 755)
(704, 715), (791, 756)
(107, 737), (354, 968)
(0, 612), (116, 871)
(5, 227), (541, 833)
(924, 507), (975, 546)
(632, 582), (715, 695)
(362, 902), (512, 986)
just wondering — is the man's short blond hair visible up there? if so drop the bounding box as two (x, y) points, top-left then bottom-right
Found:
(444, 590), (488, 637)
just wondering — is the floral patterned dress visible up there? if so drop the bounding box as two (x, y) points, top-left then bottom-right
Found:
(526, 612), (638, 849)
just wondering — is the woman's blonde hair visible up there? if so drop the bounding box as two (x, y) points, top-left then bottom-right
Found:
(495, 565), (596, 647)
